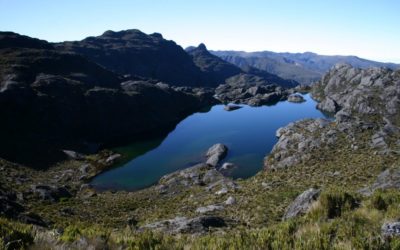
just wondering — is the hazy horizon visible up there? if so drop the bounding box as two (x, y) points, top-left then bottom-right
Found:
(1, 0), (399, 63)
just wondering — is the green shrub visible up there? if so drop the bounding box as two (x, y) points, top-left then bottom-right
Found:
(0, 218), (33, 250)
(371, 194), (388, 211)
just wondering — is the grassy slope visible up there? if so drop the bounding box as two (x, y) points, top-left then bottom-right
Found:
(2, 126), (400, 249)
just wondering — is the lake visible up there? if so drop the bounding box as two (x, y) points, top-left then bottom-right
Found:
(91, 94), (327, 191)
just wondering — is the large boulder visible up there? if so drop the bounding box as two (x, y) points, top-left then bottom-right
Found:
(195, 205), (224, 214)
(157, 163), (226, 194)
(206, 144), (228, 167)
(359, 168), (400, 196)
(140, 216), (226, 234)
(316, 97), (340, 113)
(282, 188), (321, 220)
(31, 185), (72, 202)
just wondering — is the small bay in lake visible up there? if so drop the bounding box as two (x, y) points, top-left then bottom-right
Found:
(91, 94), (328, 191)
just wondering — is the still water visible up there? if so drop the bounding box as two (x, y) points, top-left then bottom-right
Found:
(91, 94), (327, 191)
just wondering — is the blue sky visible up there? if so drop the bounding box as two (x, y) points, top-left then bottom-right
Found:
(1, 0), (399, 63)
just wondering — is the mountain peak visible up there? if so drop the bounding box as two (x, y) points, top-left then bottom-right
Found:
(198, 43), (207, 50)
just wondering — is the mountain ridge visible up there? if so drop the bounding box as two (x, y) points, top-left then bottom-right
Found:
(211, 50), (400, 85)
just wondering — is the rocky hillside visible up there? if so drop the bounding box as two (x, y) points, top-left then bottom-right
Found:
(0, 32), (216, 167)
(212, 50), (399, 85)
(265, 64), (400, 170)
(56, 30), (204, 86)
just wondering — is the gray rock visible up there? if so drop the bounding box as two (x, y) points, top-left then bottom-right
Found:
(370, 132), (388, 149)
(219, 162), (237, 176)
(206, 143), (228, 167)
(62, 150), (85, 160)
(287, 94), (305, 103)
(31, 185), (72, 202)
(141, 216), (226, 234)
(283, 188), (320, 220)
(358, 168), (400, 196)
(196, 205), (224, 214)
(225, 196), (236, 205)
(382, 222), (400, 237)
(224, 104), (242, 111)
(215, 187), (228, 195)
(105, 153), (121, 164)
(220, 162), (236, 171)
(155, 82), (170, 89)
(158, 163), (226, 194)
(203, 169), (224, 184)
(79, 164), (90, 174)
(316, 97), (340, 113)
(214, 80), (288, 106)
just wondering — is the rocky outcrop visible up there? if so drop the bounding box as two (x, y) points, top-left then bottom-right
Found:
(359, 168), (400, 196)
(265, 119), (334, 170)
(140, 216), (226, 234)
(282, 188), (320, 220)
(215, 76), (289, 106)
(316, 97), (339, 113)
(156, 144), (239, 195)
(206, 143), (228, 167)
(312, 64), (400, 155)
(265, 64), (400, 171)
(287, 94), (305, 103)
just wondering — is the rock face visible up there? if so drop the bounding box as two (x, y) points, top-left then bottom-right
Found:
(141, 216), (226, 234)
(0, 32), (216, 166)
(287, 94), (305, 103)
(316, 97), (339, 113)
(282, 188), (321, 220)
(312, 64), (400, 155)
(265, 64), (400, 171)
(206, 143), (228, 167)
(359, 168), (400, 196)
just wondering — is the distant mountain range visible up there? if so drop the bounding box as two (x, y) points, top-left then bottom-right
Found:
(211, 50), (400, 85)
